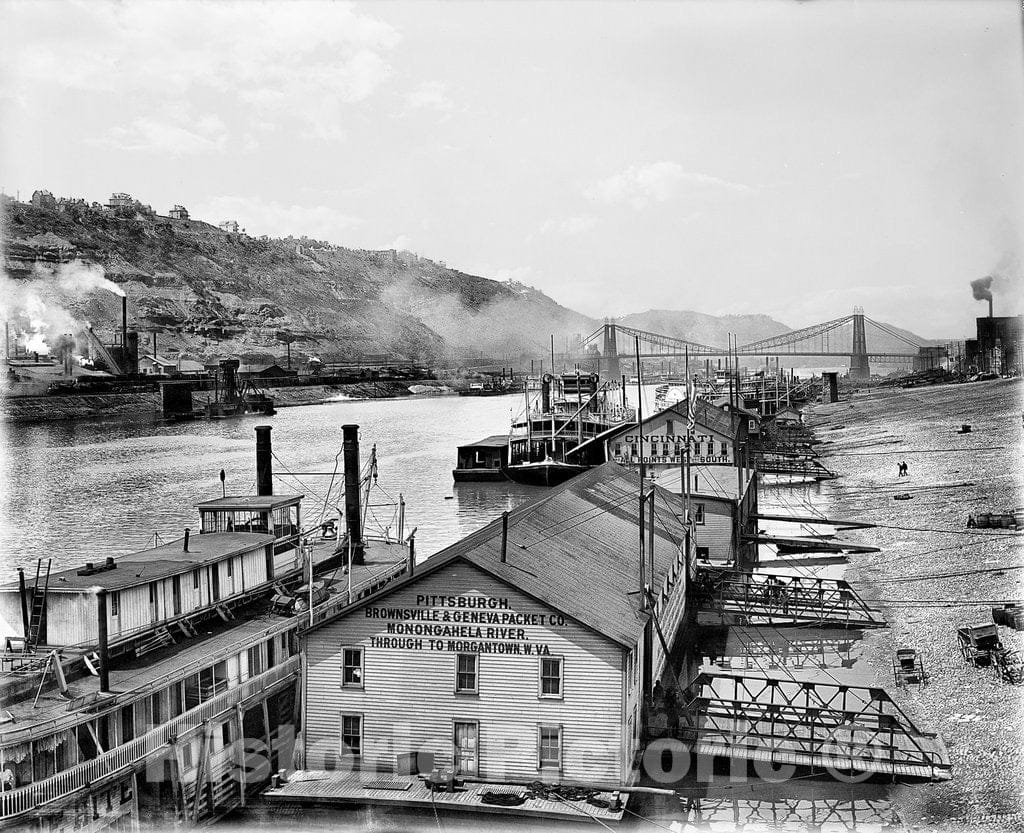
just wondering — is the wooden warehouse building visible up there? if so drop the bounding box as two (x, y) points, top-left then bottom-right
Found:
(298, 463), (695, 789)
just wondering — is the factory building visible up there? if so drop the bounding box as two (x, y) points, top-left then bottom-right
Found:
(299, 463), (693, 789)
(965, 315), (1023, 375)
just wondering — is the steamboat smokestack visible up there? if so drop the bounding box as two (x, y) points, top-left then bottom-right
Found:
(989, 297), (993, 318)
(255, 425), (273, 496)
(342, 424), (364, 563)
(97, 589), (110, 693)
(121, 295), (127, 351)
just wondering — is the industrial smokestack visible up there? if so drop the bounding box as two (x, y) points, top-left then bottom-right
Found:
(121, 295), (127, 351)
(97, 589), (110, 693)
(255, 425), (273, 496)
(342, 424), (363, 562)
(971, 276), (994, 318)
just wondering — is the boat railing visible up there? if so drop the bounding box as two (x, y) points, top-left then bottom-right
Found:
(301, 557), (409, 631)
(0, 616), (297, 747)
(0, 655), (301, 821)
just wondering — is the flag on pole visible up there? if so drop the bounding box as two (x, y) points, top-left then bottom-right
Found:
(686, 373), (697, 437)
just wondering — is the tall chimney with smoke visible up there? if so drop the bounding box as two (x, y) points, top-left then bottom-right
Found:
(121, 296), (128, 350)
(971, 276), (994, 318)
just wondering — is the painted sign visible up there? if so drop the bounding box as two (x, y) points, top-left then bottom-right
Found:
(365, 593), (561, 655)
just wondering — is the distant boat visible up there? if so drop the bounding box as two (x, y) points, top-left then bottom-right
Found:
(504, 372), (634, 487)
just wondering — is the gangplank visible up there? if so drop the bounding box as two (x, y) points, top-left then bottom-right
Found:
(751, 513), (876, 531)
(678, 671), (952, 781)
(696, 569), (886, 628)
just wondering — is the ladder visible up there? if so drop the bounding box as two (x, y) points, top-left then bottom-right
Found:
(26, 559), (52, 650)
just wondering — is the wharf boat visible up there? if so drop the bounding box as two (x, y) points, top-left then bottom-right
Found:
(452, 434), (509, 481)
(504, 372), (634, 486)
(0, 425), (411, 831)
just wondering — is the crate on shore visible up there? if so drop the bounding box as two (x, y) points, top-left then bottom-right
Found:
(993, 605), (1024, 631)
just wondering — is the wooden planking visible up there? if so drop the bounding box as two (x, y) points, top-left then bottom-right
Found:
(304, 561), (626, 787)
(264, 770), (628, 823)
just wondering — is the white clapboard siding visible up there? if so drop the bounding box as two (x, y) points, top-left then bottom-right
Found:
(305, 561), (627, 787)
(47, 593), (100, 645)
(0, 593), (23, 641)
(692, 500), (733, 562)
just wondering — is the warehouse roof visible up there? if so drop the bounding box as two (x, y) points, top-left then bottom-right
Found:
(603, 398), (743, 443)
(310, 462), (688, 647)
(0, 532), (274, 593)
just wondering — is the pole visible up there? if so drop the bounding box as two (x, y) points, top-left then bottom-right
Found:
(634, 336), (644, 484)
(576, 369), (582, 450)
(17, 568), (28, 640)
(97, 589), (110, 693)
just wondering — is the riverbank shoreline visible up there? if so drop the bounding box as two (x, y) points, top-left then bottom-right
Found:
(0, 379), (457, 422)
(804, 379), (1024, 829)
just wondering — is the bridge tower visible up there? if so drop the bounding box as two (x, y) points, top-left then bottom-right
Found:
(602, 320), (621, 379)
(850, 307), (870, 379)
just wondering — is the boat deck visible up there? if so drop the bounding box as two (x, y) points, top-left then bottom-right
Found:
(263, 770), (629, 824)
(0, 539), (409, 741)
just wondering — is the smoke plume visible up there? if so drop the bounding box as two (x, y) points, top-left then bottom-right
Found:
(970, 276), (993, 302)
(1, 259), (124, 354)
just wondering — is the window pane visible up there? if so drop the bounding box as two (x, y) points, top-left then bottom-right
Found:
(456, 654), (477, 691)
(341, 715), (361, 755)
(539, 727), (560, 766)
(343, 649), (362, 685)
(541, 658), (562, 695)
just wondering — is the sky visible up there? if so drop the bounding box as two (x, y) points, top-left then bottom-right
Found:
(1, 0), (1022, 339)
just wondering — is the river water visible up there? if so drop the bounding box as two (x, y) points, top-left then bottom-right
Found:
(2, 380), (1021, 831)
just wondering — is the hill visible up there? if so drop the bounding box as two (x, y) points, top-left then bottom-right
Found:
(0, 197), (593, 365)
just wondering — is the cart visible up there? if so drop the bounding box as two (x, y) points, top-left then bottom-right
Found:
(892, 648), (928, 689)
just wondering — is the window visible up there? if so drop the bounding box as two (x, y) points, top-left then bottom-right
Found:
(630, 443), (638, 457)
(455, 654), (477, 693)
(342, 647), (363, 687)
(662, 443), (670, 456)
(666, 419), (674, 436)
(674, 443), (681, 457)
(341, 714), (362, 757)
(539, 657), (563, 698)
(721, 441), (728, 456)
(694, 503), (705, 525)
(109, 592), (119, 617)
(193, 569), (200, 590)
(226, 558), (233, 577)
(538, 725), (562, 769)
(614, 442), (621, 456)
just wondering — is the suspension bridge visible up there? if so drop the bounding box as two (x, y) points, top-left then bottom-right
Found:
(578, 309), (937, 379)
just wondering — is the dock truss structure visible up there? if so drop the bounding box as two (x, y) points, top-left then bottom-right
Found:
(695, 569), (887, 629)
(678, 671), (952, 781)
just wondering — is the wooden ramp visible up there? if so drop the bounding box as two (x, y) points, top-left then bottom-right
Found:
(696, 569), (886, 628)
(752, 512), (875, 531)
(678, 671), (951, 782)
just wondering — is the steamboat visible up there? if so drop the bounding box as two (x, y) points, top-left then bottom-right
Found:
(0, 425), (412, 832)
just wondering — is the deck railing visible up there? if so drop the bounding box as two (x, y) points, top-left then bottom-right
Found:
(0, 617), (297, 747)
(0, 655), (300, 820)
